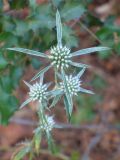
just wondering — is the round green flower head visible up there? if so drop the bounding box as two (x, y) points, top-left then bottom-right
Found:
(60, 75), (81, 96)
(29, 82), (48, 102)
(49, 45), (71, 69)
(60, 69), (94, 97)
(40, 115), (55, 131)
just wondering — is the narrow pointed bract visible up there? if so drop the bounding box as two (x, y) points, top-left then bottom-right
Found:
(23, 80), (32, 88)
(71, 46), (110, 57)
(31, 65), (52, 81)
(78, 87), (94, 94)
(20, 98), (32, 109)
(77, 67), (86, 78)
(40, 73), (44, 84)
(69, 61), (90, 68)
(7, 48), (48, 58)
(61, 69), (73, 119)
(56, 10), (62, 47)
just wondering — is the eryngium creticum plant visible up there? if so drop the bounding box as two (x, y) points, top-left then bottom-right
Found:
(7, 10), (110, 159)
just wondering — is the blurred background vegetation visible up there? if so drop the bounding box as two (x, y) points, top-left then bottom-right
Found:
(0, 1), (120, 160)
(0, 0), (120, 126)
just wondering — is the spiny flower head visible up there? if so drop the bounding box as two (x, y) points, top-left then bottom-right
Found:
(49, 45), (71, 69)
(7, 11), (110, 81)
(40, 115), (55, 132)
(60, 68), (94, 97)
(20, 75), (52, 109)
(29, 82), (48, 102)
(60, 75), (81, 96)
(20, 74), (62, 109)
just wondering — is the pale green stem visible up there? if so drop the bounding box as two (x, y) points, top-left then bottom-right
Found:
(54, 68), (58, 85)
(29, 151), (34, 160)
